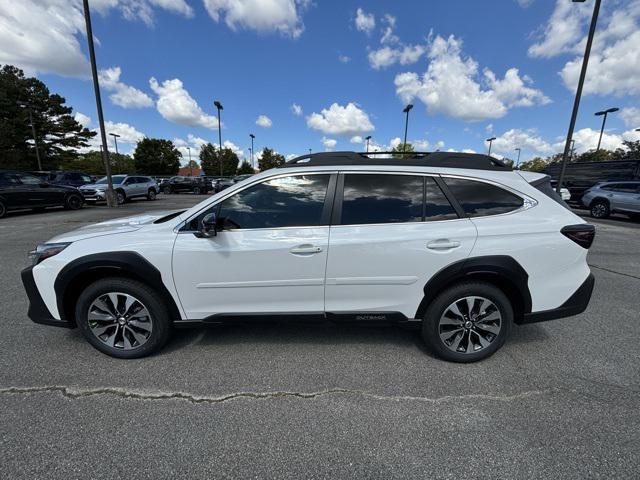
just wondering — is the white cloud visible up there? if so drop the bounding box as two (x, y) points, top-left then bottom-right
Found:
(367, 15), (426, 69)
(149, 77), (219, 129)
(485, 123), (494, 134)
(620, 107), (640, 128)
(338, 54), (351, 63)
(256, 115), (273, 128)
(322, 137), (337, 150)
(0, 0), (193, 78)
(99, 67), (154, 109)
(553, 127), (640, 154)
(355, 7), (375, 34)
(74, 112), (92, 128)
(435, 140), (445, 150)
(173, 133), (208, 162)
(81, 120), (145, 153)
(350, 135), (363, 144)
(307, 102), (375, 136)
(530, 0), (640, 97)
(395, 34), (549, 121)
(203, 0), (308, 38)
(516, 0), (534, 8)
(491, 129), (554, 157)
(291, 103), (303, 116)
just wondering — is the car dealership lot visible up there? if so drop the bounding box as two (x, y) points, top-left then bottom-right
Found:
(1, 198), (639, 479)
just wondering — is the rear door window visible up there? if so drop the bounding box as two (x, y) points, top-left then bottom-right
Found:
(443, 177), (524, 217)
(340, 174), (423, 225)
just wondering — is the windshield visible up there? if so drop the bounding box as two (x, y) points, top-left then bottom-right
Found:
(95, 175), (126, 185)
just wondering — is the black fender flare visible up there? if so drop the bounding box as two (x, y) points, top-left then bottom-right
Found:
(54, 251), (182, 324)
(415, 255), (532, 322)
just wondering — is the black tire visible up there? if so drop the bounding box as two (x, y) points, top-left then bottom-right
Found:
(75, 277), (171, 359)
(590, 199), (610, 219)
(116, 190), (126, 205)
(147, 188), (156, 201)
(421, 281), (512, 363)
(193, 186), (201, 195)
(0, 200), (6, 218)
(65, 193), (84, 210)
(164, 186), (172, 194)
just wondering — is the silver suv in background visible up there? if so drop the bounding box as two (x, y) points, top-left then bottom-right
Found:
(80, 175), (158, 205)
(582, 181), (640, 220)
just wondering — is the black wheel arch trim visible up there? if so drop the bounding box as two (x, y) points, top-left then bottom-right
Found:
(54, 251), (182, 325)
(415, 255), (532, 323)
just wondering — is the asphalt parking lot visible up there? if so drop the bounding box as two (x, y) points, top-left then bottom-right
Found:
(1, 195), (639, 479)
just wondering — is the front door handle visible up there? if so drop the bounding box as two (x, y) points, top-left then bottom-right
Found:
(290, 244), (323, 255)
(427, 240), (461, 250)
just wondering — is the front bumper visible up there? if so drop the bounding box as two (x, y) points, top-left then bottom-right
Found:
(21, 266), (73, 328)
(521, 273), (595, 324)
(80, 191), (106, 201)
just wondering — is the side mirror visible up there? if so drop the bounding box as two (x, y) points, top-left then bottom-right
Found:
(199, 212), (218, 238)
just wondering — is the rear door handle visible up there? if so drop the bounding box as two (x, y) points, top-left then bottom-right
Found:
(290, 244), (323, 255)
(427, 240), (461, 250)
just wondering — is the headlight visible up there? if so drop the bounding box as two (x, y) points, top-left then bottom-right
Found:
(28, 243), (71, 265)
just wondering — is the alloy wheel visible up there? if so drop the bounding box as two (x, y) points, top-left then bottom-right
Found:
(148, 190), (156, 200)
(591, 203), (607, 218)
(87, 292), (153, 350)
(117, 192), (126, 204)
(67, 194), (82, 210)
(438, 296), (502, 354)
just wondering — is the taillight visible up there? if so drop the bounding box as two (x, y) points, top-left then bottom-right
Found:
(561, 224), (596, 249)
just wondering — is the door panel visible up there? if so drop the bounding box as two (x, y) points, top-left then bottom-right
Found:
(325, 220), (477, 318)
(172, 228), (329, 318)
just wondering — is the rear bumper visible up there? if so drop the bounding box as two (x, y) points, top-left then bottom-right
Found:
(521, 273), (595, 324)
(21, 266), (72, 328)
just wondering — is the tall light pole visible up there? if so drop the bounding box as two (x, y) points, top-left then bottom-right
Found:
(249, 133), (255, 169)
(486, 137), (496, 156)
(365, 135), (371, 153)
(402, 104), (413, 153)
(514, 148), (521, 169)
(83, 0), (116, 207)
(109, 132), (120, 173)
(18, 103), (43, 171)
(557, 0), (601, 193)
(595, 107), (619, 150)
(187, 146), (192, 176)
(309, 148), (312, 155)
(214, 100), (223, 176)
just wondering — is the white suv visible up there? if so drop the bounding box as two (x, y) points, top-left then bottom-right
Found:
(79, 175), (158, 204)
(22, 152), (595, 362)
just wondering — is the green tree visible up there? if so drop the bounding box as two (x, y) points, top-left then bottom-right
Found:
(391, 143), (414, 158)
(519, 156), (549, 172)
(258, 148), (285, 171)
(575, 149), (615, 163)
(59, 151), (135, 176)
(0, 64), (95, 170)
(237, 160), (254, 174)
(199, 143), (239, 176)
(612, 140), (640, 161)
(133, 138), (181, 175)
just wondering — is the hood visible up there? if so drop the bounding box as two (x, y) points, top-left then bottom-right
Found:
(50, 183), (81, 191)
(47, 209), (182, 243)
(80, 183), (109, 190)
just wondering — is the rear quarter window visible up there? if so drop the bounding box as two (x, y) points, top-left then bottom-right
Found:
(443, 177), (524, 217)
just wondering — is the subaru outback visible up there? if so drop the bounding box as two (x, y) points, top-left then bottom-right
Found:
(22, 152), (595, 362)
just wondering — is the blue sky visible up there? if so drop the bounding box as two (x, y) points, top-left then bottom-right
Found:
(2, 0), (639, 165)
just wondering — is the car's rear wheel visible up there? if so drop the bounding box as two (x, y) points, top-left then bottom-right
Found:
(590, 200), (610, 219)
(65, 193), (83, 210)
(193, 186), (201, 195)
(0, 200), (6, 218)
(422, 282), (512, 363)
(75, 278), (171, 359)
(147, 188), (156, 201)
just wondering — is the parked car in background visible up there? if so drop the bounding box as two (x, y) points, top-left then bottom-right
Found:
(581, 181), (640, 220)
(79, 175), (158, 205)
(550, 181), (571, 202)
(212, 177), (234, 193)
(0, 170), (84, 218)
(48, 171), (94, 188)
(544, 159), (640, 201)
(162, 176), (212, 194)
(233, 174), (254, 183)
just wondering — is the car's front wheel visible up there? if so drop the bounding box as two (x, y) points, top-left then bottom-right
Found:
(422, 282), (512, 363)
(590, 200), (610, 219)
(0, 200), (6, 218)
(65, 193), (84, 210)
(116, 190), (126, 205)
(147, 188), (156, 201)
(193, 186), (201, 195)
(75, 278), (171, 358)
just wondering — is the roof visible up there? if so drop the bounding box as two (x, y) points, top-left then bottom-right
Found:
(281, 151), (511, 171)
